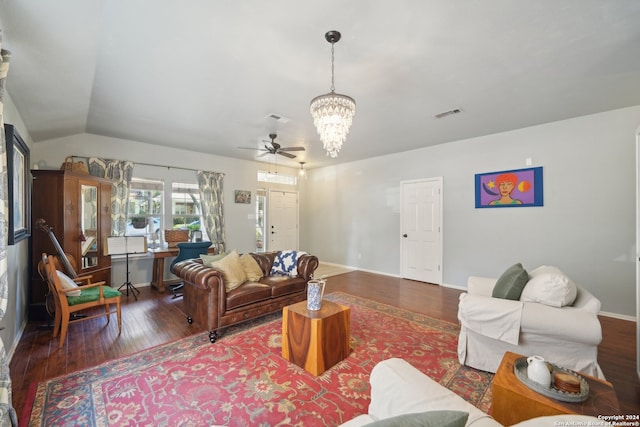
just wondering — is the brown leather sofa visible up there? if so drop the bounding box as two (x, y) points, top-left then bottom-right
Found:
(172, 251), (319, 342)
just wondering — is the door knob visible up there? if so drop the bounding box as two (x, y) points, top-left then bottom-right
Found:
(402, 234), (407, 238)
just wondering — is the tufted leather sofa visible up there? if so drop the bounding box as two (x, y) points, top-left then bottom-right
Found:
(172, 251), (319, 343)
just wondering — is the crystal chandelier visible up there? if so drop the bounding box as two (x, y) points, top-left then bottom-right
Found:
(310, 31), (356, 158)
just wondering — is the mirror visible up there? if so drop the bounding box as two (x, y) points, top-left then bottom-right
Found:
(81, 184), (98, 269)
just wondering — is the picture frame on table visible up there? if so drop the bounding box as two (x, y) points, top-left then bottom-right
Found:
(5, 123), (31, 244)
(475, 166), (543, 208)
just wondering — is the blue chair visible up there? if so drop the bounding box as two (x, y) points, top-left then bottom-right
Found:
(169, 241), (212, 298)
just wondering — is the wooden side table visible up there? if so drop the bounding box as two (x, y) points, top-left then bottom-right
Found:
(492, 351), (620, 425)
(282, 300), (350, 376)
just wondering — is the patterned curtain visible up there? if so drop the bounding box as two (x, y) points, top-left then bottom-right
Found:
(196, 171), (225, 254)
(88, 158), (134, 236)
(0, 30), (18, 426)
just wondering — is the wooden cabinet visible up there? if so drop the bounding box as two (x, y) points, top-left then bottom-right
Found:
(30, 170), (113, 319)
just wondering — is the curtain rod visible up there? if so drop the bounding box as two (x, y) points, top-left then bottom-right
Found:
(134, 161), (205, 173)
(72, 155), (223, 175)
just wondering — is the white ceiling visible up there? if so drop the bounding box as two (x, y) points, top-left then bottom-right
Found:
(1, 1), (639, 169)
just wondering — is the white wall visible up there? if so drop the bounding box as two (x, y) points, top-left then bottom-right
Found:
(302, 106), (640, 318)
(2, 93), (32, 356)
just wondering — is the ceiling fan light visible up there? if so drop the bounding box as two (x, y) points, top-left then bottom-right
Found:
(310, 31), (356, 158)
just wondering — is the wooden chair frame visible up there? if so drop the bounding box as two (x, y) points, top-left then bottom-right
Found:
(42, 253), (122, 348)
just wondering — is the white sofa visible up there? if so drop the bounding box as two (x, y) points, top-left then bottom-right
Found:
(340, 358), (602, 427)
(457, 275), (604, 378)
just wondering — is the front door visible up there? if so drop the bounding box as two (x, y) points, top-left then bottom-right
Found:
(400, 177), (443, 284)
(268, 190), (299, 251)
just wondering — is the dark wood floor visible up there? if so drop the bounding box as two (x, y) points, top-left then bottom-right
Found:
(10, 271), (639, 417)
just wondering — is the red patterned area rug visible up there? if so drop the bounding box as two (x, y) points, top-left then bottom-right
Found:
(23, 292), (493, 426)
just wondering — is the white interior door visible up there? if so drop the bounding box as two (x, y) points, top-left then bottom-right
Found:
(400, 177), (443, 284)
(268, 190), (299, 251)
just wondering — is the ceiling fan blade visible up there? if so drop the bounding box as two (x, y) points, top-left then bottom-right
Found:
(278, 151), (296, 159)
(279, 147), (305, 152)
(257, 151), (271, 157)
(237, 147), (269, 151)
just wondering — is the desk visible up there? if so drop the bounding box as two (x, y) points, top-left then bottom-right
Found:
(492, 351), (619, 425)
(149, 247), (215, 292)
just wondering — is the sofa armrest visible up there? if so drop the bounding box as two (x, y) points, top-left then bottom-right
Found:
(368, 358), (499, 426)
(172, 258), (225, 292)
(572, 286), (601, 315)
(467, 276), (497, 297)
(521, 302), (602, 345)
(297, 254), (319, 280)
(250, 252), (277, 276)
(249, 252), (319, 280)
(458, 293), (523, 345)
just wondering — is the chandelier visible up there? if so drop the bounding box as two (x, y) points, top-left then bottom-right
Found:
(310, 30), (356, 158)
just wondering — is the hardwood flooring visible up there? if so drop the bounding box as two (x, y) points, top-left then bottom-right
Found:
(10, 271), (639, 418)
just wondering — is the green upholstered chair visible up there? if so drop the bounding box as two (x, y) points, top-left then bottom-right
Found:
(42, 253), (122, 348)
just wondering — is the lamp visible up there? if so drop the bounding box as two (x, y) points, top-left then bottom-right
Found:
(310, 30), (356, 158)
(298, 161), (306, 178)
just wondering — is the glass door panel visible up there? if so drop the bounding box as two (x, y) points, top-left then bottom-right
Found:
(255, 189), (266, 252)
(81, 184), (99, 268)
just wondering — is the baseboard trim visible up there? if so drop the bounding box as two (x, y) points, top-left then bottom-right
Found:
(356, 267), (400, 278)
(7, 317), (28, 362)
(599, 310), (636, 322)
(441, 282), (466, 291)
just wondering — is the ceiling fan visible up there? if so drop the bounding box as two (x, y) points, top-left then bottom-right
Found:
(238, 133), (305, 159)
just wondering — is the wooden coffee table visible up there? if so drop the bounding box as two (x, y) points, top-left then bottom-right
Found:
(282, 300), (350, 376)
(492, 351), (620, 425)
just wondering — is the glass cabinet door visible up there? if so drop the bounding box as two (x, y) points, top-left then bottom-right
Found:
(80, 184), (99, 269)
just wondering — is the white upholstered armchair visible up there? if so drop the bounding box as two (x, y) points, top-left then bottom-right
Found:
(457, 266), (604, 379)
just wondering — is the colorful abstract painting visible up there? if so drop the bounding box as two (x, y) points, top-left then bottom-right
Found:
(475, 166), (543, 208)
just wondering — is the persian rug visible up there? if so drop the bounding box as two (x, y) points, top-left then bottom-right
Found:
(22, 293), (493, 427)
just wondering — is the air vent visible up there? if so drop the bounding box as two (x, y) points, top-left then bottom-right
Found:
(434, 108), (462, 119)
(265, 113), (291, 124)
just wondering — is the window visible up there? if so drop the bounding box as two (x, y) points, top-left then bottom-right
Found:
(127, 178), (164, 245)
(171, 182), (207, 240)
(257, 170), (297, 186)
(255, 189), (267, 252)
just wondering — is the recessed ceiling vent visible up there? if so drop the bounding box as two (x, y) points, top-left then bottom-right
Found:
(434, 108), (462, 119)
(265, 113), (290, 124)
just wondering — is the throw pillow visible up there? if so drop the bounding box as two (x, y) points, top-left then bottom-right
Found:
(240, 253), (263, 281)
(270, 250), (307, 277)
(56, 270), (81, 297)
(200, 252), (227, 267)
(211, 250), (247, 292)
(365, 410), (469, 427)
(492, 263), (529, 300)
(520, 265), (578, 307)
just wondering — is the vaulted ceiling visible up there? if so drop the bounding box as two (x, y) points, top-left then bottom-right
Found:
(1, 1), (639, 169)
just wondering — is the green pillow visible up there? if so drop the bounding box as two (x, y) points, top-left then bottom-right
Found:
(366, 410), (468, 427)
(200, 252), (227, 267)
(492, 263), (529, 300)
